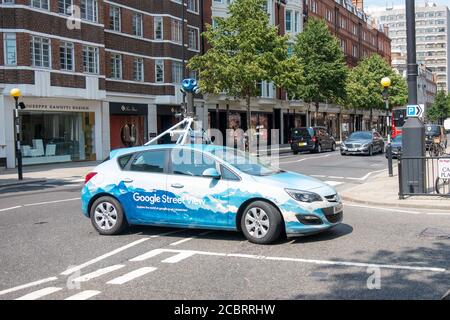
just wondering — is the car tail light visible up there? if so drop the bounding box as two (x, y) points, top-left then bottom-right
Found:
(312, 136), (317, 142)
(85, 172), (97, 184)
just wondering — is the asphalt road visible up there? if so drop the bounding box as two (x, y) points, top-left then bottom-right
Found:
(1, 151), (450, 300)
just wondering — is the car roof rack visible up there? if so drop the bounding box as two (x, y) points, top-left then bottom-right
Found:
(145, 117), (209, 146)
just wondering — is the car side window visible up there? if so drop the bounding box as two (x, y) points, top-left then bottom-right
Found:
(118, 154), (133, 169)
(170, 149), (216, 177)
(129, 150), (166, 173)
(221, 165), (240, 181)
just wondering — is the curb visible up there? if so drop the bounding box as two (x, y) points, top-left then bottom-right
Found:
(341, 194), (450, 210)
(0, 179), (47, 188)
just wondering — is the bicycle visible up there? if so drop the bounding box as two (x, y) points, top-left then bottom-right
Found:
(436, 177), (450, 195)
(428, 138), (446, 157)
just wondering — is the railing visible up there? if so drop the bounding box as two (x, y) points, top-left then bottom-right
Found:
(398, 155), (450, 198)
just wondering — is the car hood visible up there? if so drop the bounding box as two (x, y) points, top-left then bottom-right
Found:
(253, 171), (336, 196)
(390, 141), (402, 148)
(344, 139), (371, 144)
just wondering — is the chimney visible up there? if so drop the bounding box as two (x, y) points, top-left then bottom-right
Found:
(352, 0), (364, 11)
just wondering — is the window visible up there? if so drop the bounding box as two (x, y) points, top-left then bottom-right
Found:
(130, 151), (166, 173)
(58, 0), (72, 15)
(285, 10), (292, 32)
(81, 0), (98, 22)
(172, 19), (183, 43)
(30, 36), (50, 68)
(172, 61), (183, 84)
(118, 154), (133, 169)
(31, 0), (49, 10)
(154, 16), (163, 40)
(3, 33), (17, 66)
(82, 46), (99, 74)
(133, 58), (144, 82)
(155, 59), (164, 83)
(221, 165), (239, 181)
(110, 54), (122, 79)
(170, 150), (216, 177)
(187, 0), (198, 13)
(294, 11), (300, 33)
(188, 27), (199, 51)
(132, 13), (143, 37)
(109, 5), (121, 31)
(59, 42), (74, 71)
(352, 45), (358, 58)
(326, 9), (333, 22)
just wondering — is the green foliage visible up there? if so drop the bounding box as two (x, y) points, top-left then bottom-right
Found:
(188, 0), (298, 100)
(427, 90), (450, 123)
(292, 18), (348, 106)
(345, 54), (407, 112)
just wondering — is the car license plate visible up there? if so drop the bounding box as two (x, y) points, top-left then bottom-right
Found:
(348, 148), (357, 152)
(299, 142), (307, 147)
(333, 204), (343, 214)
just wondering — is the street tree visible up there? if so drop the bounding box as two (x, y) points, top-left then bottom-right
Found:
(188, 0), (300, 138)
(427, 90), (450, 123)
(345, 54), (407, 129)
(293, 18), (348, 126)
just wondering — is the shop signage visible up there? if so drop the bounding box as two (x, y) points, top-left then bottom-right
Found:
(438, 159), (450, 179)
(25, 104), (92, 112)
(110, 102), (148, 116)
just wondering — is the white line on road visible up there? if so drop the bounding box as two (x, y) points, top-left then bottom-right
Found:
(169, 231), (214, 246)
(15, 287), (62, 300)
(0, 276), (58, 296)
(0, 206), (22, 212)
(23, 198), (81, 207)
(107, 267), (157, 285)
(61, 238), (149, 276)
(71, 265), (125, 282)
(344, 203), (421, 214)
(325, 181), (344, 187)
(64, 290), (101, 300)
(280, 154), (333, 164)
(162, 251), (196, 263)
(149, 229), (188, 238)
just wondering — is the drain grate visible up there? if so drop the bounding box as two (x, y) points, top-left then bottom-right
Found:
(419, 228), (450, 240)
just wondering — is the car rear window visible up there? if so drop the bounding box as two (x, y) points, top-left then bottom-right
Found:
(291, 128), (313, 138)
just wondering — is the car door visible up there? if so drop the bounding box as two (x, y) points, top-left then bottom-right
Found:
(119, 149), (169, 224)
(165, 148), (231, 228)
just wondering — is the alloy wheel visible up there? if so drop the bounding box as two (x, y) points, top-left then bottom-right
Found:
(94, 202), (118, 230)
(244, 207), (270, 239)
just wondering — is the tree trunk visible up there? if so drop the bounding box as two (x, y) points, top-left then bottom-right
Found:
(370, 108), (373, 131)
(246, 94), (251, 152)
(315, 101), (320, 127)
(354, 107), (357, 132)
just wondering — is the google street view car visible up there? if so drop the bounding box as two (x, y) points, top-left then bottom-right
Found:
(81, 145), (343, 244)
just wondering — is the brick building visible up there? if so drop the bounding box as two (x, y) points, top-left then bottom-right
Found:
(0, 0), (202, 168)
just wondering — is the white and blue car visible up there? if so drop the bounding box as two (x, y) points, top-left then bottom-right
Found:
(81, 145), (343, 244)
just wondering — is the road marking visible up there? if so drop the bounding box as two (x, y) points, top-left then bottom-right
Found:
(325, 181), (344, 187)
(0, 276), (58, 296)
(130, 249), (165, 262)
(169, 231), (214, 246)
(162, 251), (196, 263)
(64, 290), (101, 300)
(130, 248), (225, 262)
(72, 265), (125, 282)
(149, 229), (188, 238)
(426, 212), (450, 216)
(344, 203), (420, 214)
(107, 267), (157, 285)
(280, 154), (333, 164)
(23, 198), (81, 207)
(346, 169), (387, 181)
(0, 206), (22, 212)
(61, 238), (149, 276)
(15, 287), (62, 300)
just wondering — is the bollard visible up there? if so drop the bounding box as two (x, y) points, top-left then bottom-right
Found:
(387, 144), (393, 177)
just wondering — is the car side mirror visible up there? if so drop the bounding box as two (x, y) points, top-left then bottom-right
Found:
(202, 168), (221, 179)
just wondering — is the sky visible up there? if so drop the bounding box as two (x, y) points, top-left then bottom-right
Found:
(365, 0), (450, 10)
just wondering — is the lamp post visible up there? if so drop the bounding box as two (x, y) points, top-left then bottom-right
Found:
(9, 88), (23, 180)
(381, 76), (391, 144)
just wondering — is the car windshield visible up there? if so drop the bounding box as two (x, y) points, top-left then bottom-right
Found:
(212, 149), (281, 176)
(348, 132), (372, 140)
(393, 135), (402, 143)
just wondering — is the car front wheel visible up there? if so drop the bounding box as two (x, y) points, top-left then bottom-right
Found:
(241, 201), (283, 245)
(90, 196), (128, 235)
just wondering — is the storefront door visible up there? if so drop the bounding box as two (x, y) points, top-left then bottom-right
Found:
(110, 115), (146, 150)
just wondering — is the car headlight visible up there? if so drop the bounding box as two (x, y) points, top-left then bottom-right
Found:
(285, 189), (323, 203)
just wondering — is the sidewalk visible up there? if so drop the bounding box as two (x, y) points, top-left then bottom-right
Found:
(340, 170), (450, 210)
(0, 161), (99, 187)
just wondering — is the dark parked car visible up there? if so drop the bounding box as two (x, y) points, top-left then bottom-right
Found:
(290, 127), (336, 155)
(340, 131), (385, 156)
(385, 135), (402, 159)
(425, 124), (447, 151)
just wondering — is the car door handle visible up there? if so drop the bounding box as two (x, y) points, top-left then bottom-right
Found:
(123, 178), (134, 183)
(171, 183), (184, 189)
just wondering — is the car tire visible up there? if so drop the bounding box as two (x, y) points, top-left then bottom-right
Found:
(331, 143), (336, 151)
(293, 151), (299, 155)
(316, 144), (322, 153)
(241, 201), (283, 245)
(340, 151), (346, 156)
(90, 196), (128, 236)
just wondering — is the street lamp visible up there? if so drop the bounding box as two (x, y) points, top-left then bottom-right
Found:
(9, 88), (24, 180)
(381, 77), (391, 144)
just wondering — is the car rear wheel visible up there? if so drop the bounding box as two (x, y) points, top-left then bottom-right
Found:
(90, 196), (128, 235)
(293, 151), (299, 155)
(316, 144), (322, 153)
(241, 201), (283, 245)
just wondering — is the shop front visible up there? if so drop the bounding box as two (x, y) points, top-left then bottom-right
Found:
(283, 111), (306, 144)
(18, 100), (101, 166)
(110, 103), (148, 150)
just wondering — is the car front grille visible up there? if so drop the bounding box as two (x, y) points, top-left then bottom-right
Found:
(346, 144), (361, 148)
(325, 212), (343, 224)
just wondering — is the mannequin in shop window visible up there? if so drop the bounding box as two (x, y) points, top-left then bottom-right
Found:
(121, 123), (138, 148)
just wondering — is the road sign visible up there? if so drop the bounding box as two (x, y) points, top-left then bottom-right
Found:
(406, 105), (423, 118)
(438, 158), (450, 179)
